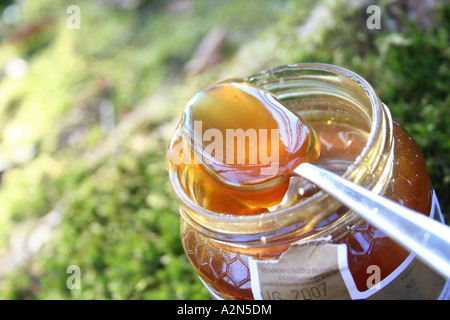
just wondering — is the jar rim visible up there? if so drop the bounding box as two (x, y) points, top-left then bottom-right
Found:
(169, 63), (384, 242)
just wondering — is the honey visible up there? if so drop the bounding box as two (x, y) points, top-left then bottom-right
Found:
(167, 80), (319, 213)
(167, 63), (448, 300)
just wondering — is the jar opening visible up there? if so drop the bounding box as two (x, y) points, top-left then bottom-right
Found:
(170, 63), (391, 243)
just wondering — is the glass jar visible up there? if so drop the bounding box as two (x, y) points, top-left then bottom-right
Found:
(168, 63), (449, 300)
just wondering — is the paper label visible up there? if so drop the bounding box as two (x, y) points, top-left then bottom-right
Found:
(249, 238), (351, 300)
(249, 191), (449, 300)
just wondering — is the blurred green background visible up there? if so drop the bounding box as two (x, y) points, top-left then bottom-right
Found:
(0, 0), (448, 299)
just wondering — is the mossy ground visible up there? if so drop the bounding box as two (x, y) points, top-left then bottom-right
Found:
(0, 0), (448, 299)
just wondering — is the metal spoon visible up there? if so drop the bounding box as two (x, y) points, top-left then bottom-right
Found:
(294, 162), (450, 280)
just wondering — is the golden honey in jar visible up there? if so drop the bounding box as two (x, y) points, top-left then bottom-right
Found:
(166, 63), (449, 300)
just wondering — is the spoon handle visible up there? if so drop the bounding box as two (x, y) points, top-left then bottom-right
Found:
(295, 162), (450, 280)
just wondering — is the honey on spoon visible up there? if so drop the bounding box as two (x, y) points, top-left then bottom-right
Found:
(167, 79), (320, 214)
